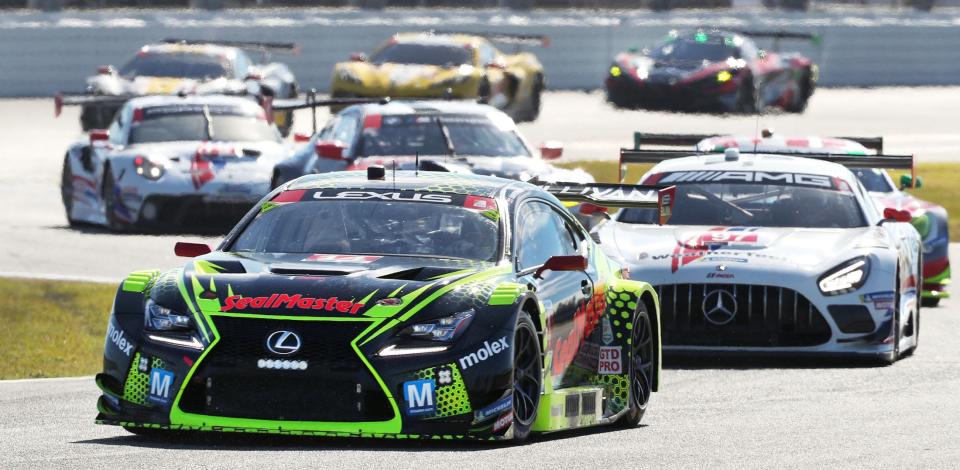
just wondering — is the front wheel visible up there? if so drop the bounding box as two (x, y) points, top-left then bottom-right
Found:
(61, 154), (78, 226)
(510, 310), (542, 443)
(618, 302), (655, 427)
(102, 167), (129, 232)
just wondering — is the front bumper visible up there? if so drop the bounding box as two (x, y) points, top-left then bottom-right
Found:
(605, 75), (737, 112)
(96, 308), (517, 440)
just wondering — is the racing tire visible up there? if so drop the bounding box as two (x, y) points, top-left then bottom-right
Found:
(477, 78), (492, 104)
(60, 154), (79, 227)
(102, 166), (128, 232)
(785, 70), (813, 113)
(524, 74), (544, 122)
(921, 297), (940, 308)
(883, 274), (902, 365)
(510, 310), (542, 443)
(618, 302), (655, 427)
(736, 76), (760, 114)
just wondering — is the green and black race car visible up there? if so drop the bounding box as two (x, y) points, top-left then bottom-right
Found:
(95, 170), (672, 442)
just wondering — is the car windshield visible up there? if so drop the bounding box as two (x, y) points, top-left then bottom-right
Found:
(649, 38), (739, 62)
(119, 52), (229, 80)
(618, 183), (867, 228)
(128, 107), (279, 144)
(851, 168), (895, 193)
(370, 43), (473, 67)
(231, 198), (500, 261)
(357, 115), (530, 157)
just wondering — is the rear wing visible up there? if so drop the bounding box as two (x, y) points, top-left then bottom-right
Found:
(54, 93), (135, 117)
(269, 90), (389, 133)
(431, 30), (550, 48)
(539, 183), (676, 225)
(735, 29), (822, 51)
(619, 148), (917, 187)
(162, 38), (299, 55)
(632, 132), (885, 153)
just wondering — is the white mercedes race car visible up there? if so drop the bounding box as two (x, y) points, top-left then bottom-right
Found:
(593, 147), (922, 363)
(58, 94), (293, 231)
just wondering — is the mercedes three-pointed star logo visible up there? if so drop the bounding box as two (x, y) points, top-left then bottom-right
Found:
(701, 289), (738, 326)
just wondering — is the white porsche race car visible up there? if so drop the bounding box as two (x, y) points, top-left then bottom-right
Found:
(58, 94), (293, 231)
(593, 147), (922, 363)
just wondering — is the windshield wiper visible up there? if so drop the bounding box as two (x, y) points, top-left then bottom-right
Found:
(436, 118), (456, 158)
(202, 105), (215, 140)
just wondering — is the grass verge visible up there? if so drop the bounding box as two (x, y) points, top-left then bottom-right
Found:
(0, 277), (115, 379)
(559, 161), (960, 241)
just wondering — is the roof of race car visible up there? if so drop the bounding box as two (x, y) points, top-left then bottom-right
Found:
(697, 135), (872, 155)
(344, 100), (518, 129)
(139, 42), (238, 58)
(645, 152), (861, 184)
(287, 170), (536, 198)
(122, 94), (260, 110)
(391, 32), (485, 47)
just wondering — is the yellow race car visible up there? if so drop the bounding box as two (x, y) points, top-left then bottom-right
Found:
(331, 31), (547, 122)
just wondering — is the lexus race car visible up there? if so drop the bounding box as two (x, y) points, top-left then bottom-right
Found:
(594, 147), (921, 363)
(605, 29), (818, 113)
(69, 39), (299, 135)
(632, 131), (950, 306)
(95, 171), (673, 441)
(58, 95), (293, 231)
(331, 31), (547, 122)
(271, 97), (590, 188)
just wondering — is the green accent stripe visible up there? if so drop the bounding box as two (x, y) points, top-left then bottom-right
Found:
(177, 273), (211, 342)
(122, 270), (159, 293)
(488, 282), (524, 306)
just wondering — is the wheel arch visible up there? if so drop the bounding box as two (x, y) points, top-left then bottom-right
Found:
(610, 278), (662, 393)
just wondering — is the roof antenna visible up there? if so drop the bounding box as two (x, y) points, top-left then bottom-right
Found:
(753, 114), (761, 154)
(415, 151), (419, 176)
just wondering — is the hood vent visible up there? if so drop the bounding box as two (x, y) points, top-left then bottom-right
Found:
(378, 266), (466, 281)
(270, 267), (352, 277)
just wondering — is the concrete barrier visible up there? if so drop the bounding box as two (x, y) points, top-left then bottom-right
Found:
(1, 8), (959, 96)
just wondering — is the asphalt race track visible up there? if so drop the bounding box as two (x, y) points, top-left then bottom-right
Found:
(2, 250), (958, 468)
(2, 88), (959, 281)
(1, 89), (959, 468)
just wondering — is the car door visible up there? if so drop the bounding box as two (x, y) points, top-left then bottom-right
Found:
(513, 198), (596, 388)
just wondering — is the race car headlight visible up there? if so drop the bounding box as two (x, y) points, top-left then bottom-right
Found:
(144, 299), (193, 331)
(399, 309), (474, 342)
(133, 156), (164, 180)
(818, 257), (870, 296)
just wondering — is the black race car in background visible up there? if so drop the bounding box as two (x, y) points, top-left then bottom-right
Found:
(605, 29), (818, 113)
(69, 39), (300, 135)
(95, 170), (670, 441)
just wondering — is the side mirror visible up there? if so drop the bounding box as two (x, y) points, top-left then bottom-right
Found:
(315, 140), (346, 160)
(900, 174), (923, 189)
(539, 141), (563, 160)
(534, 255), (588, 279)
(293, 132), (312, 143)
(350, 52), (367, 62)
(97, 65), (115, 75)
(89, 129), (109, 143)
(881, 207), (913, 224)
(174, 242), (212, 258)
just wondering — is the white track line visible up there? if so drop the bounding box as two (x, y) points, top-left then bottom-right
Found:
(0, 271), (118, 284)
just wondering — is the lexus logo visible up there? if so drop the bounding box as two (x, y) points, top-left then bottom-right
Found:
(702, 289), (738, 326)
(266, 330), (302, 355)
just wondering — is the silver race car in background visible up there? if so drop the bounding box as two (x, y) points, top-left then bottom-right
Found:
(632, 131), (950, 307)
(593, 146), (921, 363)
(270, 96), (590, 188)
(58, 95), (292, 231)
(66, 39), (300, 135)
